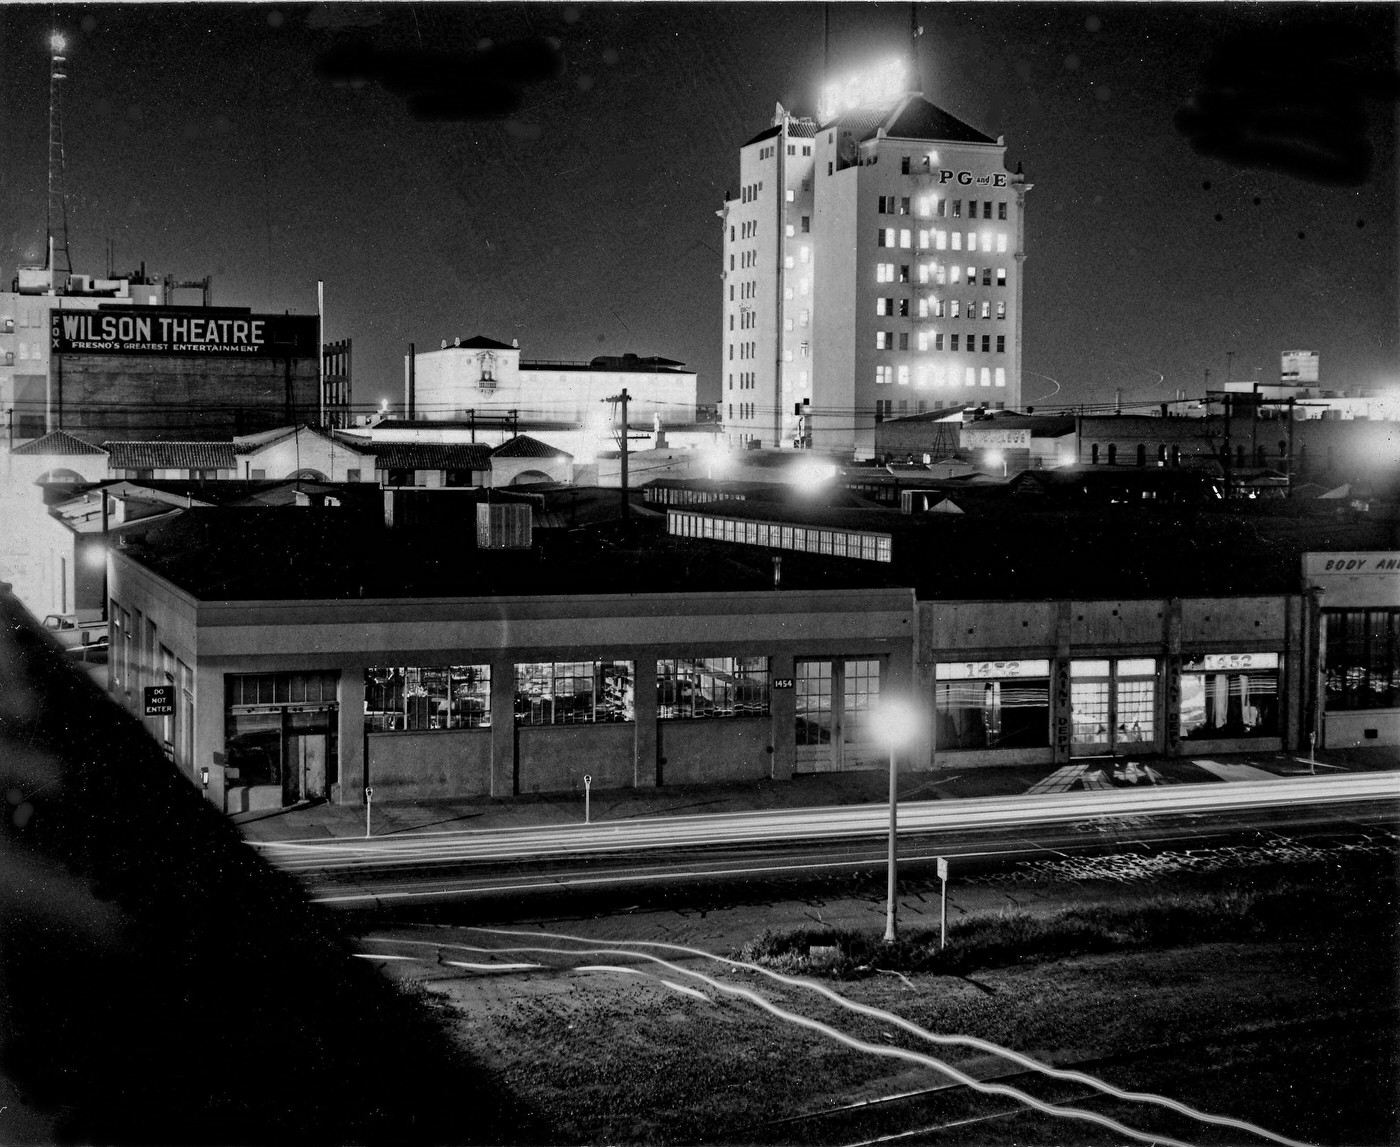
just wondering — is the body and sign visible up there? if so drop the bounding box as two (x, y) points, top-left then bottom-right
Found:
(143, 685), (175, 716)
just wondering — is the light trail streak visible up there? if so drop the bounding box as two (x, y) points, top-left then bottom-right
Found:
(252, 775), (1400, 874)
(369, 936), (1208, 1147)
(441, 961), (541, 972)
(460, 926), (1320, 1147)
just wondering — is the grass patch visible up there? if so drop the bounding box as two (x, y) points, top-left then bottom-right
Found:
(738, 868), (1398, 977)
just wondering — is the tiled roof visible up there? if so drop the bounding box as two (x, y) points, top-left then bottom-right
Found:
(491, 434), (573, 460)
(883, 95), (995, 145)
(11, 430), (107, 456)
(102, 441), (238, 470)
(357, 442), (494, 471)
(823, 95), (995, 146)
(438, 335), (515, 351)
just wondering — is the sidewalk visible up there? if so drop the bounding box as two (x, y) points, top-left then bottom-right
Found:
(233, 745), (1400, 843)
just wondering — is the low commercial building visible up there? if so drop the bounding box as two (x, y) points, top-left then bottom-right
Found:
(106, 510), (915, 810)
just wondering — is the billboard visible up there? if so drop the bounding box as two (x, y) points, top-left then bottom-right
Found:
(51, 308), (318, 358)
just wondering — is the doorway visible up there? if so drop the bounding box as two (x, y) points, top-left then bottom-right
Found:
(794, 658), (884, 771)
(1070, 658), (1158, 757)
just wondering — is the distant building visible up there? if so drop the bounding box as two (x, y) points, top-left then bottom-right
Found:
(0, 265), (321, 443)
(721, 81), (1030, 456)
(405, 336), (699, 459)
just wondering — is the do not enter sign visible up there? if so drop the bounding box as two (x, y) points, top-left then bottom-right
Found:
(144, 685), (175, 716)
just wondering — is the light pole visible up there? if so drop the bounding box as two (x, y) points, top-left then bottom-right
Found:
(875, 697), (920, 944)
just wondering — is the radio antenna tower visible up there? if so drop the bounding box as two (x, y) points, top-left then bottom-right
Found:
(47, 30), (73, 276)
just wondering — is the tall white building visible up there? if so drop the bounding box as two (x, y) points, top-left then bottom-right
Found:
(721, 89), (1030, 458)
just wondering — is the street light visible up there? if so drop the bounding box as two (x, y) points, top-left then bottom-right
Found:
(872, 695), (921, 944)
(987, 449), (1007, 477)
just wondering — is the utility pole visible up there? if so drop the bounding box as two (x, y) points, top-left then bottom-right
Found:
(605, 388), (631, 522)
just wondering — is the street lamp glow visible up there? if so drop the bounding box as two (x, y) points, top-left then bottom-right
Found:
(702, 443), (730, 479)
(49, 32), (66, 53)
(83, 544), (106, 571)
(986, 449), (1006, 477)
(873, 695), (923, 945)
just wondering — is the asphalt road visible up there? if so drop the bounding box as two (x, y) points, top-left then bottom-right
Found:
(247, 773), (1400, 909)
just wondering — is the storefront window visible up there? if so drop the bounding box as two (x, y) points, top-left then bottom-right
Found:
(1325, 609), (1400, 711)
(936, 660), (1050, 750)
(515, 661), (634, 725)
(364, 665), (491, 732)
(657, 657), (770, 718)
(1180, 653), (1279, 739)
(1070, 658), (1157, 752)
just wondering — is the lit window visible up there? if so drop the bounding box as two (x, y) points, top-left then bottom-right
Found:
(876, 365), (893, 384)
(997, 267), (1007, 286)
(952, 200), (961, 219)
(951, 265), (961, 284)
(997, 234), (1008, 252)
(951, 301), (961, 319)
(899, 229), (911, 248)
(995, 367), (1006, 387)
(967, 233), (977, 252)
(981, 302), (991, 319)
(936, 230), (947, 250)
(998, 202), (1007, 220)
(877, 263), (894, 283)
(981, 367), (991, 387)
(997, 301), (1007, 320)
(917, 197), (931, 217)
(876, 331), (890, 350)
(918, 264), (929, 284)
(897, 365), (910, 385)
(800, 246), (810, 263)
(918, 229), (929, 248)
(784, 256), (795, 268)
(917, 331), (928, 351)
(786, 224), (795, 237)
(952, 232), (961, 250)
(965, 367), (976, 387)
(877, 298), (890, 316)
(918, 300), (928, 320)
(934, 299), (945, 318)
(915, 365), (929, 387)
(786, 189), (795, 202)
(934, 365), (946, 386)
(785, 318), (794, 331)
(657, 657), (771, 719)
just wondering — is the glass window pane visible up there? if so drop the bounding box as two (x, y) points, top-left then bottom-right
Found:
(1071, 659), (1111, 678)
(1117, 658), (1157, 677)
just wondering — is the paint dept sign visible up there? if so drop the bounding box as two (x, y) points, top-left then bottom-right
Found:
(51, 309), (318, 357)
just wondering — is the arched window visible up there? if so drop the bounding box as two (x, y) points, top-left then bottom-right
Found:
(1091, 443), (1100, 465)
(1157, 445), (1167, 465)
(1236, 445), (1246, 467)
(1107, 444), (1117, 465)
(1136, 444), (1147, 467)
(1170, 445), (1181, 467)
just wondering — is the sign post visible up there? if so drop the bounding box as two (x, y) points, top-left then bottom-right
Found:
(583, 775), (592, 824)
(937, 856), (949, 950)
(364, 787), (373, 838)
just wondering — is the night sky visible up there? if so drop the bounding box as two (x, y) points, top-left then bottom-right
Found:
(1, 2), (1395, 416)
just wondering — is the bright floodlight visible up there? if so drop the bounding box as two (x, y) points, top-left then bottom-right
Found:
(50, 32), (66, 53)
(83, 545), (106, 571)
(788, 456), (837, 488)
(871, 696), (921, 748)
